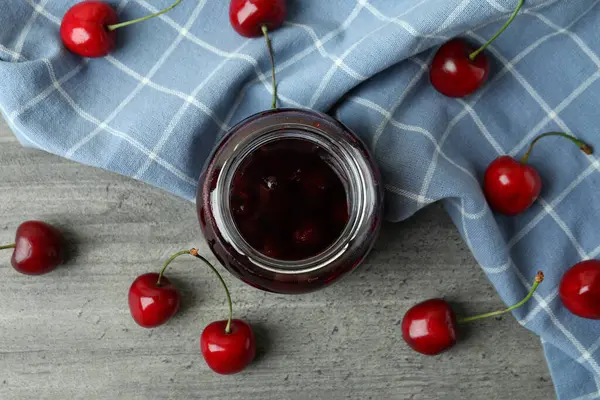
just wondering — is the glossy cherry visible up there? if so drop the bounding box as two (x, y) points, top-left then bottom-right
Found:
(430, 39), (490, 98)
(60, 0), (183, 58)
(229, 0), (286, 108)
(185, 249), (255, 374)
(484, 155), (542, 215)
(560, 260), (600, 319)
(430, 0), (523, 97)
(229, 0), (286, 37)
(60, 1), (118, 58)
(402, 271), (544, 355)
(1, 221), (64, 275)
(128, 272), (180, 328)
(484, 132), (592, 215)
(201, 319), (256, 375)
(402, 298), (457, 355)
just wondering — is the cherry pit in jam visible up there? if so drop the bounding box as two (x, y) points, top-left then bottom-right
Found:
(197, 109), (383, 294)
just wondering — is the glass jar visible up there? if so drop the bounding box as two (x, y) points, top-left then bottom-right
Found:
(197, 108), (383, 294)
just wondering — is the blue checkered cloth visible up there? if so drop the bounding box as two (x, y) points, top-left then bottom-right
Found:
(1, 0), (599, 397)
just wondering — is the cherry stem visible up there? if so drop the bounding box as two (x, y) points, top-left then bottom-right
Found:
(189, 249), (233, 334)
(156, 249), (190, 286)
(458, 271), (544, 324)
(0, 244), (16, 250)
(156, 249), (234, 333)
(107, 0), (183, 31)
(520, 132), (593, 164)
(469, 0), (524, 61)
(261, 25), (278, 109)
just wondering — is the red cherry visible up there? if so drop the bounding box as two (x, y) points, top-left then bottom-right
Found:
(1, 221), (64, 275)
(201, 319), (256, 374)
(430, 1), (526, 97)
(229, 0), (286, 37)
(483, 155), (541, 216)
(60, 0), (183, 58)
(60, 1), (118, 58)
(483, 132), (592, 215)
(430, 39), (489, 98)
(401, 299), (458, 355)
(402, 272), (544, 355)
(560, 260), (600, 319)
(128, 272), (180, 328)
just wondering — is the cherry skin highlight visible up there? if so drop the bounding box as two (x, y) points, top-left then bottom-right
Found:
(4, 221), (64, 275)
(60, 1), (118, 58)
(229, 0), (286, 37)
(128, 272), (180, 328)
(201, 319), (256, 374)
(560, 260), (600, 319)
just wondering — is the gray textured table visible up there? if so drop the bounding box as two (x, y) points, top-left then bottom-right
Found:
(0, 117), (554, 400)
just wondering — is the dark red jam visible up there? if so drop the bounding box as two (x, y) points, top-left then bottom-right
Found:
(198, 108), (383, 294)
(230, 139), (349, 261)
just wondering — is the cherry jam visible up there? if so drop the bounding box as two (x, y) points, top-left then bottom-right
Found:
(230, 139), (348, 261)
(198, 109), (383, 294)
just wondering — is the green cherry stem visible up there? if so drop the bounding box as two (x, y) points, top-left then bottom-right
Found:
(155, 248), (234, 333)
(107, 0), (183, 31)
(469, 0), (524, 61)
(0, 244), (16, 250)
(458, 271), (544, 324)
(520, 132), (593, 164)
(156, 249), (190, 286)
(190, 248), (234, 334)
(261, 24), (278, 109)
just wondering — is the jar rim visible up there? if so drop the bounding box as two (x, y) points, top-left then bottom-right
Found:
(202, 108), (382, 275)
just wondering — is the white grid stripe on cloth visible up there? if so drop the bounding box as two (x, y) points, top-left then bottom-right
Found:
(351, 96), (483, 189)
(133, 0), (341, 105)
(41, 57), (198, 185)
(361, 0), (447, 41)
(510, 8), (600, 155)
(25, 0), (223, 185)
(368, 0), (478, 154)
(0, 44), (27, 61)
(24, 0), (60, 24)
(103, 55), (229, 129)
(11, 0), (49, 61)
(65, 0), (209, 158)
(133, 38), (253, 180)
(307, 0), (447, 109)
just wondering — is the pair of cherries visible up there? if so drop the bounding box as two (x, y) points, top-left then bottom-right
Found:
(128, 249), (255, 374)
(403, 259), (600, 356)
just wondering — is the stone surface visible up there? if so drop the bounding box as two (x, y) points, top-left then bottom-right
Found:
(0, 118), (554, 399)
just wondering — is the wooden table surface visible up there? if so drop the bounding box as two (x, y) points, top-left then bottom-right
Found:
(0, 118), (555, 399)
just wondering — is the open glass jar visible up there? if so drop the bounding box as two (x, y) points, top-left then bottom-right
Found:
(197, 108), (383, 294)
